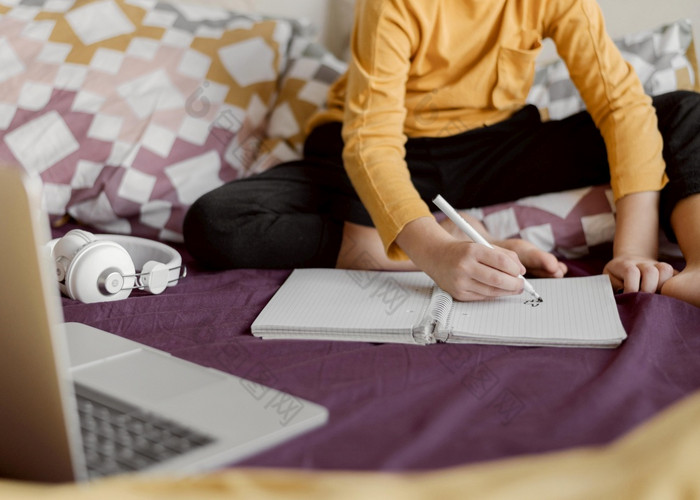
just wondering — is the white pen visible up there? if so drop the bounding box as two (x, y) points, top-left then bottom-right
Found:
(433, 195), (543, 303)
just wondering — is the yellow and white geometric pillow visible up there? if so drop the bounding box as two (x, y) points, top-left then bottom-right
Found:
(0, 0), (293, 241)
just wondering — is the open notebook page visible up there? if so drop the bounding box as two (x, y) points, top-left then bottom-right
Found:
(252, 269), (435, 343)
(446, 275), (626, 347)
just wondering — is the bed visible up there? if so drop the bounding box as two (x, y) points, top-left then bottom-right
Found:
(2, 0), (700, 497)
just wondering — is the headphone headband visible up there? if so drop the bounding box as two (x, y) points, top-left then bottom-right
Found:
(89, 234), (183, 286)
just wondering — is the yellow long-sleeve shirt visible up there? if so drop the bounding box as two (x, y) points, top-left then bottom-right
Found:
(308, 0), (668, 259)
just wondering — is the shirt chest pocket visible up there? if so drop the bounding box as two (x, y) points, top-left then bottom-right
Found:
(492, 38), (542, 110)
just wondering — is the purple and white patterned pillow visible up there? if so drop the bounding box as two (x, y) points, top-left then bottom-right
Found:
(0, 0), (294, 241)
(462, 185), (616, 259)
(460, 185), (681, 259)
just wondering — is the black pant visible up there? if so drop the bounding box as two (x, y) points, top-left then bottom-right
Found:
(183, 91), (700, 270)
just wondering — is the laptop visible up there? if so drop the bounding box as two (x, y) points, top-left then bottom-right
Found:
(0, 165), (328, 483)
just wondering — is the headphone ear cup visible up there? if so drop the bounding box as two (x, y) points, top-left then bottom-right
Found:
(52, 229), (97, 283)
(140, 260), (169, 295)
(63, 240), (136, 303)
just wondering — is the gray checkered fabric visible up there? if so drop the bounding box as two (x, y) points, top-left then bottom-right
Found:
(527, 19), (698, 120)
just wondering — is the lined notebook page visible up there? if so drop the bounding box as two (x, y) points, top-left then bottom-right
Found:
(252, 269), (434, 343)
(447, 275), (626, 347)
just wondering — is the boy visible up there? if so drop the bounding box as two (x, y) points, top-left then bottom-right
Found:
(184, 0), (700, 307)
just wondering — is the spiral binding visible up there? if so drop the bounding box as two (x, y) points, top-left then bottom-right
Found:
(428, 287), (452, 329)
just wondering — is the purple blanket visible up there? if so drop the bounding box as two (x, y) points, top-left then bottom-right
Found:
(60, 233), (700, 471)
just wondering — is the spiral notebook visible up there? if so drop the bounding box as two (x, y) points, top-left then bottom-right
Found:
(252, 269), (627, 348)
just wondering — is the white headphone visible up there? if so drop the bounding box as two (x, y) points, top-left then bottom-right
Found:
(48, 229), (186, 304)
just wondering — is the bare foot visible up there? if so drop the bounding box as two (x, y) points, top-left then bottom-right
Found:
(496, 238), (567, 278)
(336, 222), (417, 270)
(660, 264), (700, 307)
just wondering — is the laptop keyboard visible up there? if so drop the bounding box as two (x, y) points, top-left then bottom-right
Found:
(74, 384), (215, 478)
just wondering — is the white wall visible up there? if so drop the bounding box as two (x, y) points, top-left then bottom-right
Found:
(597, 0), (700, 43)
(181, 0), (332, 43)
(253, 0), (330, 39)
(598, 0), (700, 69)
(250, 0), (700, 65)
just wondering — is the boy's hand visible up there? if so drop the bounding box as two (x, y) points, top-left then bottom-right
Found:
(604, 255), (676, 293)
(397, 217), (527, 301)
(430, 239), (527, 301)
(608, 191), (675, 294)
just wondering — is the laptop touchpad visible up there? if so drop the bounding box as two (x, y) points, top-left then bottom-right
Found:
(71, 349), (226, 403)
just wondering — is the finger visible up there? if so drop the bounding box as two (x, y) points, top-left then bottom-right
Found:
(655, 262), (676, 290)
(540, 254), (565, 277)
(604, 270), (623, 293)
(603, 270), (624, 293)
(558, 261), (568, 277)
(638, 264), (660, 294)
(451, 277), (523, 301)
(525, 254), (567, 278)
(544, 260), (568, 279)
(622, 265), (642, 293)
(474, 245), (525, 278)
(452, 244), (526, 296)
(452, 253), (524, 298)
(460, 263), (524, 295)
(473, 259), (526, 293)
(500, 248), (527, 275)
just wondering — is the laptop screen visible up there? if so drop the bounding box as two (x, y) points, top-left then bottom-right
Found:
(0, 166), (84, 482)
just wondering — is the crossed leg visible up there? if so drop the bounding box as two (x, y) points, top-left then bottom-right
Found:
(661, 193), (700, 307)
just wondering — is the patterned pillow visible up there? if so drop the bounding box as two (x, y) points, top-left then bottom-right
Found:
(252, 34), (346, 173)
(461, 184), (683, 260)
(461, 185), (616, 259)
(527, 18), (700, 120)
(0, 0), (294, 241)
